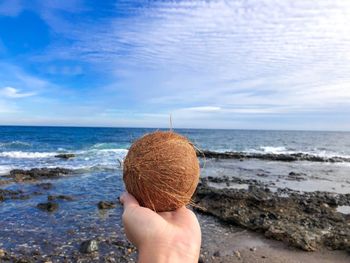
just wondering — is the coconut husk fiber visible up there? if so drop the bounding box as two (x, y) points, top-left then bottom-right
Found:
(123, 131), (200, 212)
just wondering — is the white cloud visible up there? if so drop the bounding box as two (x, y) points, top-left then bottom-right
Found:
(1, 0), (350, 129)
(181, 106), (222, 112)
(41, 1), (350, 110)
(0, 87), (35, 98)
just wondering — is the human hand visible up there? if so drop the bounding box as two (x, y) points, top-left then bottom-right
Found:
(120, 192), (201, 263)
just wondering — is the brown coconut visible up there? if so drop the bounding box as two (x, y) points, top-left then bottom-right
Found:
(123, 131), (200, 212)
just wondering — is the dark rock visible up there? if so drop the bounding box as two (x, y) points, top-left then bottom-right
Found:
(196, 150), (350, 163)
(98, 201), (116, 209)
(36, 183), (53, 190)
(55, 153), (76, 159)
(37, 202), (59, 212)
(193, 178), (350, 252)
(0, 189), (29, 202)
(48, 195), (74, 201)
(80, 239), (99, 253)
(286, 172), (307, 181)
(7, 168), (72, 182)
(213, 251), (221, 257)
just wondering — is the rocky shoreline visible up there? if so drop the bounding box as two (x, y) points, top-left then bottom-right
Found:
(197, 150), (350, 163)
(194, 176), (350, 252)
(1, 167), (350, 262)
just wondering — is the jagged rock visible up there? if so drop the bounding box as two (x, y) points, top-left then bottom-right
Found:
(80, 239), (99, 253)
(7, 168), (72, 182)
(194, 178), (350, 252)
(286, 172), (307, 181)
(0, 189), (29, 202)
(98, 201), (116, 209)
(37, 202), (59, 212)
(196, 150), (350, 163)
(55, 154), (76, 159)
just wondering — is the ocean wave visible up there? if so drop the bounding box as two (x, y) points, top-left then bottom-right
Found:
(0, 165), (12, 175)
(0, 148), (129, 160)
(260, 146), (289, 154)
(90, 143), (126, 150)
(0, 151), (57, 159)
(243, 146), (350, 159)
(77, 148), (128, 158)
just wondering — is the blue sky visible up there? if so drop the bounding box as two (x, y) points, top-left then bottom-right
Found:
(0, 0), (349, 130)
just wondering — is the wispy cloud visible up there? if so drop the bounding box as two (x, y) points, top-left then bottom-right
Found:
(0, 0), (350, 129)
(41, 1), (350, 109)
(0, 87), (35, 98)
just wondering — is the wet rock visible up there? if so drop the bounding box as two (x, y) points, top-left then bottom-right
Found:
(48, 195), (74, 201)
(286, 172), (307, 181)
(80, 239), (99, 253)
(37, 202), (59, 212)
(213, 250), (221, 257)
(197, 150), (350, 163)
(0, 189), (29, 202)
(194, 178), (350, 252)
(7, 168), (72, 182)
(98, 201), (116, 209)
(55, 153), (76, 159)
(36, 183), (53, 190)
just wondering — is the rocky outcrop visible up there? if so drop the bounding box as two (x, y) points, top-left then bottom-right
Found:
(194, 178), (350, 252)
(80, 239), (99, 253)
(197, 150), (350, 163)
(55, 153), (76, 159)
(37, 202), (59, 212)
(98, 201), (117, 209)
(0, 189), (29, 202)
(5, 168), (72, 183)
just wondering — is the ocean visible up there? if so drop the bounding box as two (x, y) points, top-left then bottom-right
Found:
(0, 126), (350, 260)
(1, 126), (350, 172)
(1, 126), (349, 192)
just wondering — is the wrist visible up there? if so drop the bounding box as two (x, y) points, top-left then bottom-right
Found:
(138, 242), (199, 263)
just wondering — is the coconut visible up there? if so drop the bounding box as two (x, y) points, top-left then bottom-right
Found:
(123, 131), (200, 212)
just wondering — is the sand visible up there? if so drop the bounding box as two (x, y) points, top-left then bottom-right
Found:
(198, 213), (350, 263)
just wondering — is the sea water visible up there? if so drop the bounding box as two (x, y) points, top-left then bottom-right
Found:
(0, 126), (349, 257)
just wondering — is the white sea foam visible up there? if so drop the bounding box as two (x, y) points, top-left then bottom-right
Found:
(246, 146), (350, 159)
(208, 146), (349, 160)
(260, 146), (288, 154)
(0, 165), (12, 175)
(0, 151), (57, 159)
(97, 149), (128, 155)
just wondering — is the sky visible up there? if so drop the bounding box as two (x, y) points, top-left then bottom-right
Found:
(0, 0), (350, 130)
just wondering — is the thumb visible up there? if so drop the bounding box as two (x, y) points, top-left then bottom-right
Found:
(120, 192), (140, 209)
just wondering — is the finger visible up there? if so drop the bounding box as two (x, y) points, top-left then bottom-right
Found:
(120, 192), (140, 209)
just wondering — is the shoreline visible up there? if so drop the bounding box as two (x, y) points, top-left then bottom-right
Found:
(0, 167), (349, 262)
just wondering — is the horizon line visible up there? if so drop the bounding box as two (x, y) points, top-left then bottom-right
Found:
(0, 124), (348, 133)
